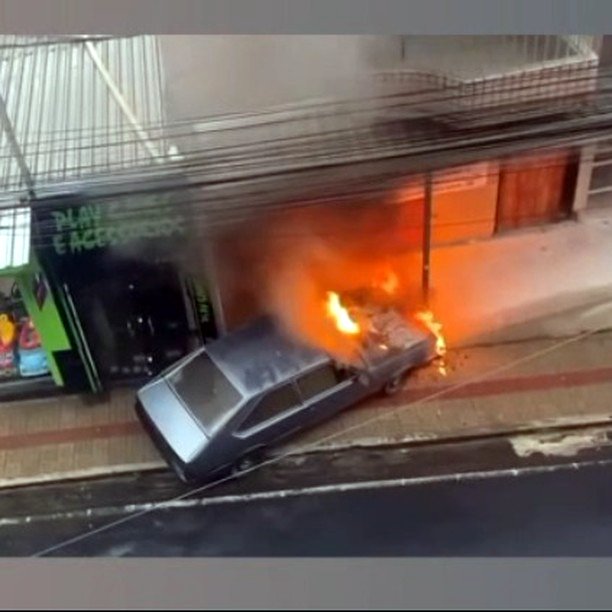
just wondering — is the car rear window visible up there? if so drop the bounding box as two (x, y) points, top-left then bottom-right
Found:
(169, 351), (243, 431)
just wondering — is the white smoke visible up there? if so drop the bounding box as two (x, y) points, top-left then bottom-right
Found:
(158, 35), (399, 119)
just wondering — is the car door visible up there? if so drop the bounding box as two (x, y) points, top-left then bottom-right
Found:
(234, 362), (368, 450)
(234, 381), (306, 449)
(294, 362), (365, 426)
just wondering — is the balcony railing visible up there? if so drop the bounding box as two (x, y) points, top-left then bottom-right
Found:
(377, 36), (602, 115)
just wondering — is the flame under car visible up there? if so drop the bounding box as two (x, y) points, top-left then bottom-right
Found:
(135, 310), (437, 483)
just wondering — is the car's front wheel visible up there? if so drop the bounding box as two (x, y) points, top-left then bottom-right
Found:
(383, 373), (406, 396)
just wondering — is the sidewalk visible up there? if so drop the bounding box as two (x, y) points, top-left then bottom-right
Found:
(0, 329), (610, 489)
(431, 208), (612, 347)
(277, 329), (612, 453)
(0, 392), (163, 488)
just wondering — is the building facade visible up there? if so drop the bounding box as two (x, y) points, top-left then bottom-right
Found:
(0, 36), (217, 399)
(0, 35), (607, 399)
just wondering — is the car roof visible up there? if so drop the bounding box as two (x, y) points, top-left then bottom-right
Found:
(206, 316), (330, 396)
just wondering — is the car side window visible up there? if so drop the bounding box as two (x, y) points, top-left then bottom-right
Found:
(297, 364), (348, 403)
(239, 383), (301, 432)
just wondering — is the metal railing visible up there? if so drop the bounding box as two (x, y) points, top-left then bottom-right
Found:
(382, 36), (602, 115)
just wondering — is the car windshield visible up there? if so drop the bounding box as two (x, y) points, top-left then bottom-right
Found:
(169, 351), (243, 432)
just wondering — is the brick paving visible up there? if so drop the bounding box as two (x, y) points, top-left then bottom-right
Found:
(0, 331), (610, 488)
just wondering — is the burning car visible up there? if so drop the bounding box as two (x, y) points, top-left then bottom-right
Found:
(135, 300), (439, 484)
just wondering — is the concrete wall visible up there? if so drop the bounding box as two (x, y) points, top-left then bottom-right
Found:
(430, 209), (612, 348)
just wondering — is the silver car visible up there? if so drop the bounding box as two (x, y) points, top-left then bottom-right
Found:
(135, 310), (437, 483)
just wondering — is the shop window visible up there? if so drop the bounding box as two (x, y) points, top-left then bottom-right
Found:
(0, 280), (50, 380)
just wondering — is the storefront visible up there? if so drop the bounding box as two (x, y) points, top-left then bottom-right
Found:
(30, 174), (218, 396)
(0, 205), (75, 399)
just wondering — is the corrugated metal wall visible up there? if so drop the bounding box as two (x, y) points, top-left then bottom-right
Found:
(0, 35), (167, 195)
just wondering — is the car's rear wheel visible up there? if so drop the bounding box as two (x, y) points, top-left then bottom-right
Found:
(170, 460), (195, 484)
(233, 456), (255, 474)
(231, 449), (265, 477)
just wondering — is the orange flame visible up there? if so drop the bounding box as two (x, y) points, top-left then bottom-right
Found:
(415, 310), (447, 376)
(371, 269), (399, 297)
(326, 291), (360, 336)
(380, 270), (399, 295)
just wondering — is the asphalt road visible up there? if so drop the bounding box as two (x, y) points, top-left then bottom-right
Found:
(8, 459), (612, 557)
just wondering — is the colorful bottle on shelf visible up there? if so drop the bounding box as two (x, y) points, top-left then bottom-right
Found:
(17, 318), (49, 378)
(0, 314), (17, 377)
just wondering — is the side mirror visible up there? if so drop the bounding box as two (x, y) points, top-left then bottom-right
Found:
(334, 360), (357, 375)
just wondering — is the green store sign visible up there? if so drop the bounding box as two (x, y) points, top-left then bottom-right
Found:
(50, 194), (187, 256)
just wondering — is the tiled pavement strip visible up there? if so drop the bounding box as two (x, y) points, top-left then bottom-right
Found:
(0, 332), (610, 488)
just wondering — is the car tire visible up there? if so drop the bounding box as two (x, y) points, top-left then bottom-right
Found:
(231, 450), (264, 477)
(235, 456), (255, 473)
(171, 460), (195, 485)
(383, 373), (405, 396)
(357, 372), (370, 387)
